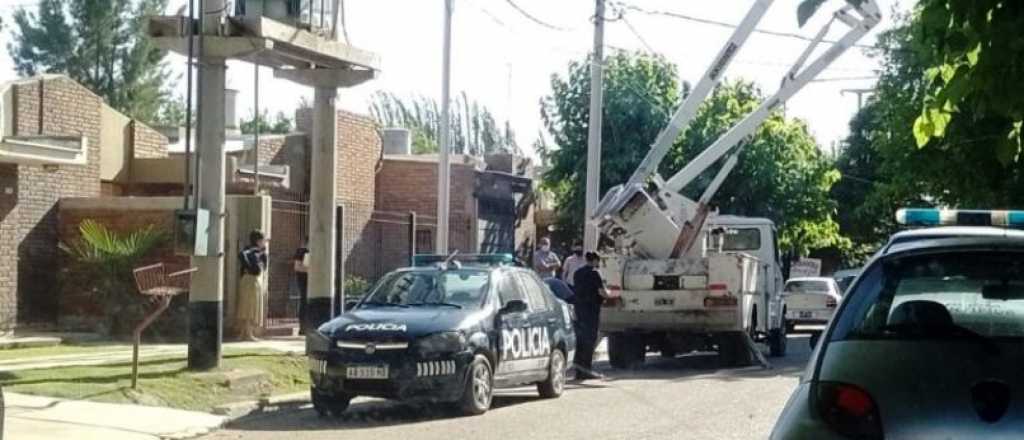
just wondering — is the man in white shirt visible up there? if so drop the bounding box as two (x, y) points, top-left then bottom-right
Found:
(561, 242), (585, 288)
(532, 237), (561, 278)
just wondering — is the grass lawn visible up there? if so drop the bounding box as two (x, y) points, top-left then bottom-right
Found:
(0, 343), (136, 362)
(0, 349), (310, 412)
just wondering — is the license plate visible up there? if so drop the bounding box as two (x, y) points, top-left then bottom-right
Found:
(346, 364), (389, 379)
(799, 311), (813, 319)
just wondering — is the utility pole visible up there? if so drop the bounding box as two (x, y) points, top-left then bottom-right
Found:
(436, 0), (453, 254)
(583, 0), (605, 251)
(842, 88), (873, 111)
(189, 0), (227, 370)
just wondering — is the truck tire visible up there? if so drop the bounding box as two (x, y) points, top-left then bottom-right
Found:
(716, 332), (753, 367)
(768, 324), (787, 357)
(607, 333), (645, 369)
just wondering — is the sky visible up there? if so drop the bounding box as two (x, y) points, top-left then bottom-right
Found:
(0, 0), (912, 159)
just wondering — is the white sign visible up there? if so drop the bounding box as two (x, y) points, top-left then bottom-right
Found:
(790, 258), (822, 278)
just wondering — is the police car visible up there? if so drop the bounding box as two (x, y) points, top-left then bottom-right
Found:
(306, 254), (576, 417)
(772, 209), (1024, 439)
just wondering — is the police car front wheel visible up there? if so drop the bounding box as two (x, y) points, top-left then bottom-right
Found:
(459, 355), (493, 416)
(311, 387), (351, 418)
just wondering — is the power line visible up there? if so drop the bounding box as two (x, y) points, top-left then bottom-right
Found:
(611, 1), (878, 50)
(614, 5), (657, 54)
(504, 0), (575, 32)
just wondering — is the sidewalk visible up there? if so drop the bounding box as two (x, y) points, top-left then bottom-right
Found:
(0, 337), (305, 372)
(6, 392), (227, 440)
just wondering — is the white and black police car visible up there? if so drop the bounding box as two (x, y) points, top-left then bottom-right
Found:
(306, 254), (576, 417)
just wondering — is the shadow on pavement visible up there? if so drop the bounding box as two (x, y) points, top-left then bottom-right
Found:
(223, 389), (580, 432)
(593, 334), (814, 384)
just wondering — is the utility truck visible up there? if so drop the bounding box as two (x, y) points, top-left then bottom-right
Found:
(591, 0), (881, 368)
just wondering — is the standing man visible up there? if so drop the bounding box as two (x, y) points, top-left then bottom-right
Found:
(533, 237), (561, 278)
(572, 251), (613, 380)
(237, 230), (269, 341)
(561, 241), (585, 289)
(293, 236), (310, 334)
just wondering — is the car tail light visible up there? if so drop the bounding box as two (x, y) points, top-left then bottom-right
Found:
(704, 296), (737, 307)
(815, 382), (883, 439)
(826, 297), (838, 308)
(707, 283), (728, 293)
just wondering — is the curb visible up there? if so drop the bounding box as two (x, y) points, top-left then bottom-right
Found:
(213, 391), (311, 423)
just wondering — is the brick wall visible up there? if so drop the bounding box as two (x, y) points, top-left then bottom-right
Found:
(11, 77), (103, 325)
(372, 156), (477, 272)
(0, 165), (18, 330)
(132, 121), (168, 159)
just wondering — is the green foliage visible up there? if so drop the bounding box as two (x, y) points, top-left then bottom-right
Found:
(344, 276), (371, 299)
(369, 91), (520, 156)
(59, 220), (169, 335)
(8, 0), (175, 124)
(832, 12), (1024, 264)
(666, 81), (847, 255)
(540, 51), (846, 255)
(241, 110), (294, 135)
(540, 52), (680, 241)
(912, 0), (1024, 161)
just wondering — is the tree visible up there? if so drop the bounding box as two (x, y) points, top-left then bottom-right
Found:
(541, 51), (846, 255)
(241, 110), (294, 135)
(912, 0), (1024, 161)
(540, 52), (680, 243)
(8, 0), (174, 123)
(369, 91), (520, 156)
(830, 12), (1024, 263)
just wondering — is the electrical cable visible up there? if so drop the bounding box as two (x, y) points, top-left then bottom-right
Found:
(504, 0), (574, 32)
(611, 1), (878, 50)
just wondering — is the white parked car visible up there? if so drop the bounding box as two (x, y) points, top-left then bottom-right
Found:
(783, 277), (840, 331)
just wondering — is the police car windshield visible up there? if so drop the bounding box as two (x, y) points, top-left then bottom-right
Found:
(841, 251), (1024, 341)
(360, 269), (490, 309)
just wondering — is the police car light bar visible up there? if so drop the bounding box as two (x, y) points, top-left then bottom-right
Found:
(895, 208), (1024, 227)
(412, 253), (517, 267)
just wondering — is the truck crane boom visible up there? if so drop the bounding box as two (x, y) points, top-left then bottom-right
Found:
(593, 0), (881, 259)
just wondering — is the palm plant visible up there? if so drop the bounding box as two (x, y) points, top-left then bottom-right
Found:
(60, 220), (168, 335)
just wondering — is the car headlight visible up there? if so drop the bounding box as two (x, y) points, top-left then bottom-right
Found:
(306, 329), (331, 353)
(416, 332), (467, 355)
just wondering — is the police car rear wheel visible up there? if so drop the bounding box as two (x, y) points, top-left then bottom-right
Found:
(459, 355), (493, 415)
(537, 349), (566, 398)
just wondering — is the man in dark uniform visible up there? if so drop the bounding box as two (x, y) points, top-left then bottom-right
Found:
(572, 251), (611, 380)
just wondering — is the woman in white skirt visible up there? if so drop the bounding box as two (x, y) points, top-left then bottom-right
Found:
(237, 230), (268, 341)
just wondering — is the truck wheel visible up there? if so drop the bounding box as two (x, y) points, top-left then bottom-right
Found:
(459, 355), (493, 415)
(768, 324), (787, 357)
(716, 332), (753, 367)
(537, 350), (566, 398)
(608, 333), (645, 369)
(311, 387), (351, 418)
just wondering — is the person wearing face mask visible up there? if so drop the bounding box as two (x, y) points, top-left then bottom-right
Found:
(561, 241), (585, 289)
(532, 237), (561, 278)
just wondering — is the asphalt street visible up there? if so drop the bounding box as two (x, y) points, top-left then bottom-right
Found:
(202, 333), (816, 440)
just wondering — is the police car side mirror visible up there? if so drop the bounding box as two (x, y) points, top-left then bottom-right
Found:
(501, 299), (528, 314)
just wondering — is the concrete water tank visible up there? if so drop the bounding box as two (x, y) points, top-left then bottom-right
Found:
(382, 128), (411, 155)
